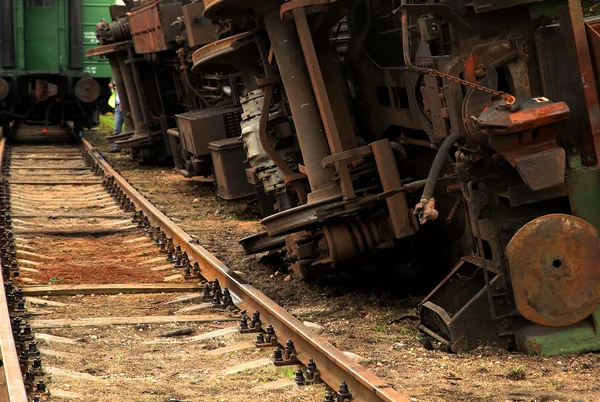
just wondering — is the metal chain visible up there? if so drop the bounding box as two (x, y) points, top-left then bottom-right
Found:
(428, 68), (516, 104)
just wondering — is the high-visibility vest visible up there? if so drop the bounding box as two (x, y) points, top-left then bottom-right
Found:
(108, 92), (117, 109)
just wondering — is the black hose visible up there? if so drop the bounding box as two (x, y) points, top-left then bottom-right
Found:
(44, 101), (56, 127)
(0, 96), (34, 120)
(420, 132), (466, 202)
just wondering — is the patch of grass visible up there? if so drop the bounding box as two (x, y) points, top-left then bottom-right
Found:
(99, 114), (114, 136)
(547, 380), (563, 389)
(373, 325), (386, 332)
(280, 366), (297, 378)
(507, 365), (527, 381)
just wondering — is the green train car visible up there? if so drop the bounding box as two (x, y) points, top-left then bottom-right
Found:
(0, 0), (113, 136)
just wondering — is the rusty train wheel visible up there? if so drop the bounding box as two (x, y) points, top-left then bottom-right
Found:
(507, 214), (600, 327)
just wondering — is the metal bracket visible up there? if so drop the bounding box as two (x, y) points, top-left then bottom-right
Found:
(395, 4), (473, 32)
(256, 74), (282, 87)
(280, 0), (336, 19)
(321, 145), (373, 169)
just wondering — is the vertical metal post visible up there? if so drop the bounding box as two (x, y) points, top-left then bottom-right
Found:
(371, 139), (416, 239)
(0, 0), (15, 68)
(262, 9), (339, 203)
(68, 0), (83, 69)
(292, 7), (356, 199)
(109, 59), (134, 135)
(118, 57), (145, 138)
(561, 0), (600, 164)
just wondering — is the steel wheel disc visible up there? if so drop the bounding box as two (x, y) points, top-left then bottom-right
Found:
(75, 78), (100, 103)
(507, 214), (600, 327)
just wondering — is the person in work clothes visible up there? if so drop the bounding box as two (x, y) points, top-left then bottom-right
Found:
(108, 82), (122, 153)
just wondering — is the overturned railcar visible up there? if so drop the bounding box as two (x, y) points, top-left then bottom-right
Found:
(94, 0), (600, 355)
(204, 0), (600, 356)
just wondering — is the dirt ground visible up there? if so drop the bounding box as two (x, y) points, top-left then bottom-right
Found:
(18, 234), (180, 284)
(32, 294), (326, 402)
(83, 127), (600, 402)
(8, 141), (327, 401)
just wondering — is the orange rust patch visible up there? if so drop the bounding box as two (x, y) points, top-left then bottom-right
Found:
(18, 234), (187, 285)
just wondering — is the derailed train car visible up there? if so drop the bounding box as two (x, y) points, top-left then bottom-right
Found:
(0, 0), (113, 137)
(93, 0), (600, 356)
(89, 0), (263, 200)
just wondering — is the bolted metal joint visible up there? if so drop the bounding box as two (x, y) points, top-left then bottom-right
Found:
(255, 324), (278, 348)
(272, 339), (298, 366)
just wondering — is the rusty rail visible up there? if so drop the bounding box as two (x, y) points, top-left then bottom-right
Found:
(81, 139), (408, 402)
(0, 137), (29, 402)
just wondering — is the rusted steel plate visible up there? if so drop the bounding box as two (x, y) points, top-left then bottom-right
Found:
(280, 0), (333, 19)
(85, 41), (133, 58)
(507, 214), (600, 327)
(0, 138), (28, 402)
(129, 2), (178, 54)
(82, 139), (408, 402)
(191, 31), (258, 72)
(512, 148), (566, 191)
(474, 100), (570, 135)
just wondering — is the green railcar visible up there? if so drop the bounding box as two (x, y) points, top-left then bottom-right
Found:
(0, 0), (113, 136)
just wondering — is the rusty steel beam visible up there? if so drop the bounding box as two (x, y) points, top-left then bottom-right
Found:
(371, 139), (416, 239)
(0, 138), (28, 402)
(262, 9), (339, 202)
(292, 6), (356, 199)
(562, 0), (600, 164)
(85, 41), (132, 58)
(81, 139), (409, 402)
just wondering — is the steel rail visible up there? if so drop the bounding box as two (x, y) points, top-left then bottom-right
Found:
(82, 139), (408, 402)
(0, 137), (29, 402)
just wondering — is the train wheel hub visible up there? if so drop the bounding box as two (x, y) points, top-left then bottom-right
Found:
(507, 214), (600, 327)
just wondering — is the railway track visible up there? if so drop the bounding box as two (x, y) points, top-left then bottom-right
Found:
(0, 130), (408, 402)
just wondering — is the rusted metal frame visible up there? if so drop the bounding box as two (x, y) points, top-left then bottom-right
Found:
(256, 36), (308, 204)
(291, 7), (356, 200)
(260, 83), (308, 204)
(262, 10), (335, 198)
(128, 2), (169, 54)
(417, 323), (450, 345)
(372, 139), (416, 239)
(465, 176), (498, 322)
(397, 137), (433, 148)
(81, 139), (408, 402)
(127, 48), (151, 127)
(255, 74), (282, 87)
(321, 145), (373, 169)
(109, 58), (135, 135)
(181, 69), (211, 108)
(564, 0), (600, 164)
(0, 139), (28, 402)
(118, 56), (145, 139)
(280, 0), (335, 19)
(85, 41), (133, 58)
(151, 64), (167, 117)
